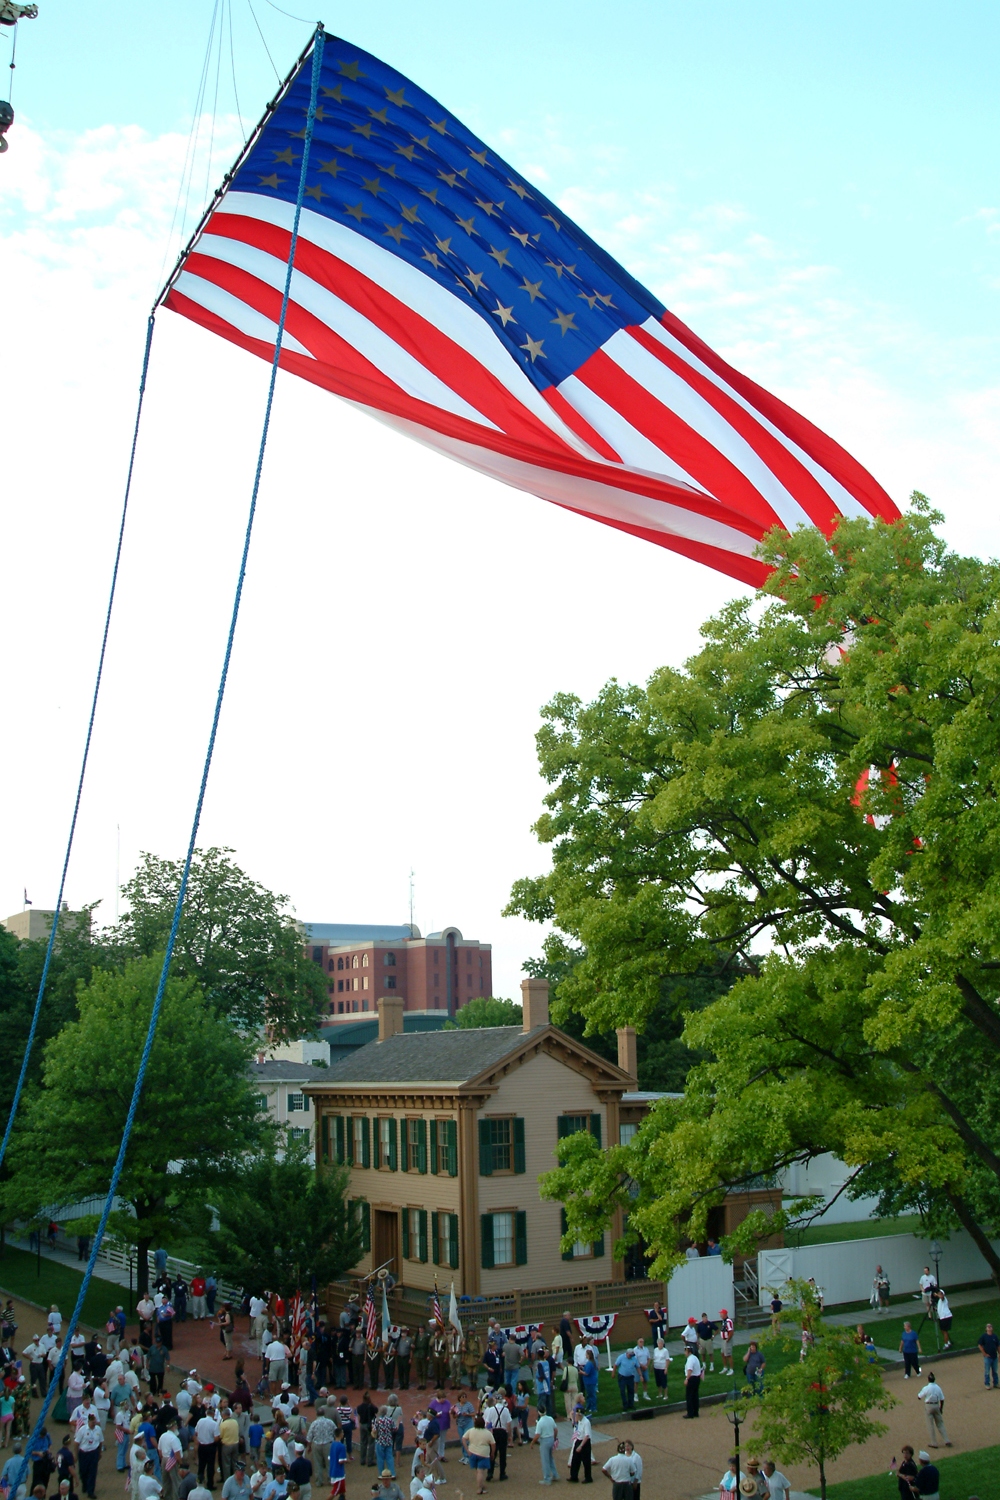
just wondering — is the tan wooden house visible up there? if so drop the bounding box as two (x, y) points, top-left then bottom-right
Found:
(304, 979), (641, 1296)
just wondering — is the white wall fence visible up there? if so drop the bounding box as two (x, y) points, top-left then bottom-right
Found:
(759, 1230), (999, 1308)
(667, 1255), (734, 1326)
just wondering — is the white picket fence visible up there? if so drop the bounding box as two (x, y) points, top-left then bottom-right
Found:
(758, 1229), (999, 1307)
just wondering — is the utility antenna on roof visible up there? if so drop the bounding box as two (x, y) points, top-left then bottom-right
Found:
(409, 868), (415, 936)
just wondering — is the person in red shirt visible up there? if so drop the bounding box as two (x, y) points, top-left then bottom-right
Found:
(190, 1275), (208, 1322)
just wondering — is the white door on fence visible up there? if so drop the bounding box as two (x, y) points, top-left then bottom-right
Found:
(666, 1256), (734, 1327)
(757, 1250), (793, 1302)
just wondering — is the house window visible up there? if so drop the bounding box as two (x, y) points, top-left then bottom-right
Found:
(353, 1198), (371, 1253)
(253, 1092), (268, 1112)
(288, 1126), (310, 1143)
(287, 1093), (307, 1112)
(385, 953), (396, 967)
(403, 1206), (428, 1261)
(431, 1118), (458, 1176)
(485, 1118), (511, 1173)
(620, 1123), (638, 1146)
(352, 1116), (367, 1164)
(377, 1116), (397, 1170)
(435, 1210), (459, 1268)
(403, 1117), (426, 1172)
(386, 975), (396, 989)
(491, 1212), (514, 1266)
(557, 1114), (603, 1146)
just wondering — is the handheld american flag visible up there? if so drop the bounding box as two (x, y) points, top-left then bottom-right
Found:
(160, 28), (898, 585)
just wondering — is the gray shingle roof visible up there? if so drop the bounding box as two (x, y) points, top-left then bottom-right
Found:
(312, 1025), (543, 1085)
(250, 1061), (327, 1082)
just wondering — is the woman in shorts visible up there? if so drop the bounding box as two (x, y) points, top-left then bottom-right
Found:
(461, 1416), (495, 1497)
(652, 1339), (671, 1400)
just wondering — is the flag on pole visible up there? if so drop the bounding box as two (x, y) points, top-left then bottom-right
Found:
(448, 1281), (462, 1337)
(289, 1290), (306, 1349)
(364, 1287), (378, 1351)
(381, 1281), (391, 1343)
(431, 1280), (443, 1329)
(161, 31), (899, 588)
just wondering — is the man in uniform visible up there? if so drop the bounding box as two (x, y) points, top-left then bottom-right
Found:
(395, 1330), (411, 1391)
(430, 1327), (448, 1390)
(447, 1325), (464, 1390)
(413, 1326), (430, 1391)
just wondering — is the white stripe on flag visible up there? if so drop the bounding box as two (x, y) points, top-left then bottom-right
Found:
(214, 192), (605, 460)
(601, 330), (816, 532)
(639, 317), (871, 521)
(557, 374), (709, 494)
(173, 271), (314, 358)
(196, 233), (500, 429)
(367, 408), (762, 558)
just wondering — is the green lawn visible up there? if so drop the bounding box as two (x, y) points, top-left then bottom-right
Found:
(808, 1442), (1000, 1499)
(0, 1243), (128, 1330)
(788, 1216), (924, 1248)
(592, 1336), (807, 1413)
(865, 1299), (1000, 1358)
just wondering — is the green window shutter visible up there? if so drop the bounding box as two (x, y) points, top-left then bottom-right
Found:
(418, 1208), (428, 1262)
(447, 1119), (458, 1177)
(346, 1118), (354, 1164)
(480, 1213), (494, 1269)
(321, 1115), (330, 1163)
(417, 1118), (428, 1174)
(335, 1115), (345, 1164)
(592, 1232), (605, 1258)
(590, 1113), (603, 1146)
(360, 1199), (371, 1254)
(431, 1212), (440, 1265)
(430, 1119), (439, 1175)
(402, 1208), (411, 1260)
(560, 1208), (575, 1262)
(478, 1119), (492, 1176)
(388, 1117), (398, 1171)
(362, 1116), (371, 1169)
(513, 1116), (526, 1174)
(449, 1213), (460, 1270)
(515, 1210), (528, 1266)
(556, 1116), (572, 1140)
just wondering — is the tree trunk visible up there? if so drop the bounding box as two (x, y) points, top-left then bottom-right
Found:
(818, 1459), (826, 1500)
(947, 1190), (1000, 1293)
(136, 1234), (152, 1299)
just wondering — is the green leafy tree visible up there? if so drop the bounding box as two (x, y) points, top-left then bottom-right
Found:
(108, 848), (326, 1037)
(445, 996), (523, 1029)
(523, 505), (1000, 1284)
(208, 1145), (362, 1298)
(8, 957), (265, 1294)
(749, 1282), (894, 1500)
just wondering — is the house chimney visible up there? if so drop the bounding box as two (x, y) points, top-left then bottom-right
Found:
(616, 1026), (638, 1085)
(378, 994), (405, 1041)
(520, 977), (549, 1032)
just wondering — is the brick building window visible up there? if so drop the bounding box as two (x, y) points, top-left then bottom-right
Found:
(386, 976), (396, 989)
(338, 957), (344, 970)
(385, 952), (396, 966)
(362, 953), (369, 966)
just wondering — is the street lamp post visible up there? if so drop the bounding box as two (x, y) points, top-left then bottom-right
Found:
(725, 1384), (749, 1489)
(930, 1240), (943, 1352)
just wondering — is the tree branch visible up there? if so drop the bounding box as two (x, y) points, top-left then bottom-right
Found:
(955, 974), (1000, 1051)
(945, 1188), (1000, 1292)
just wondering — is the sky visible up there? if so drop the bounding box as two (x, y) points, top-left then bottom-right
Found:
(2, 1), (999, 1002)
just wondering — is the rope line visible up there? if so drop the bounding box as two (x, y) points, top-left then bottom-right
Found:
(7, 28), (326, 1495)
(0, 312), (157, 1177)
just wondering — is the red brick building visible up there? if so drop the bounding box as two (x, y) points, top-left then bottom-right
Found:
(304, 922), (493, 1028)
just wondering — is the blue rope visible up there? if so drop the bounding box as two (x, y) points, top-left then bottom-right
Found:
(0, 311), (157, 1177)
(7, 30), (325, 1493)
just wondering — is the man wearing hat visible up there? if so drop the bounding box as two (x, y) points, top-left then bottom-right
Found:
(375, 1470), (402, 1500)
(910, 1452), (940, 1499)
(221, 1461), (251, 1500)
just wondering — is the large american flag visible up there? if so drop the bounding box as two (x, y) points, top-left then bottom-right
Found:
(161, 30), (898, 585)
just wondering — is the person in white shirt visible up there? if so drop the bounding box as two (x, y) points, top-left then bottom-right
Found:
(602, 1445), (636, 1500)
(573, 1339), (591, 1372)
(159, 1425), (183, 1500)
(934, 1291), (953, 1348)
(136, 1299), (155, 1325)
(633, 1339), (651, 1402)
(93, 1382), (112, 1427)
(651, 1340), (671, 1401)
(681, 1320), (699, 1353)
(762, 1461), (791, 1500)
(71, 1397), (97, 1434)
(66, 1369), (86, 1413)
(569, 1411), (592, 1483)
(48, 1306), (63, 1335)
(530, 1410), (557, 1485)
(194, 1414), (221, 1490)
(683, 1352), (702, 1419)
(138, 1460), (163, 1500)
(623, 1442), (642, 1499)
(918, 1269), (938, 1315)
(265, 1340), (290, 1393)
(249, 1298), (268, 1344)
(917, 1373), (950, 1449)
(270, 1433), (291, 1471)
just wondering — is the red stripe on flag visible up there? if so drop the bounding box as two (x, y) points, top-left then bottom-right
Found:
(541, 386), (623, 464)
(205, 212), (582, 457)
(628, 325), (843, 533)
(658, 310), (899, 523)
(576, 348), (783, 532)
